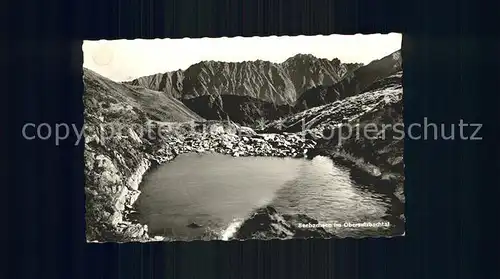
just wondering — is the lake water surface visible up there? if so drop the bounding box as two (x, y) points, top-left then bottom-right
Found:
(137, 153), (396, 239)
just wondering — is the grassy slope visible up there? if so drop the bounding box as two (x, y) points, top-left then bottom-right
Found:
(84, 68), (202, 122)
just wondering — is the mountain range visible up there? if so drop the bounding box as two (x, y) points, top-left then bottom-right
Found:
(126, 54), (363, 104)
(124, 50), (401, 126)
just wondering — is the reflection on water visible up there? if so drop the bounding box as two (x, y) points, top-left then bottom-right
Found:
(270, 155), (392, 237)
(137, 153), (395, 239)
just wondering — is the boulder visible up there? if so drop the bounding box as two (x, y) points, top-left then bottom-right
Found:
(123, 224), (146, 239)
(233, 206), (333, 240)
(238, 126), (257, 136)
(187, 222), (203, 229)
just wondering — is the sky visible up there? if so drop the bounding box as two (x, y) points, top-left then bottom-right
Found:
(83, 33), (401, 82)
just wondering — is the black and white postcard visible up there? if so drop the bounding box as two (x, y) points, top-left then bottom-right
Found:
(83, 34), (404, 242)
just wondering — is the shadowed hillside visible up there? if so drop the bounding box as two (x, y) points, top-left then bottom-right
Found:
(182, 95), (295, 127)
(296, 50), (402, 110)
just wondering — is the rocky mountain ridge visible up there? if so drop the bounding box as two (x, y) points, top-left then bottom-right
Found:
(126, 51), (400, 126)
(126, 54), (364, 105)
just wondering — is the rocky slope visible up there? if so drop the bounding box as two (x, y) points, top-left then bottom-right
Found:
(83, 68), (205, 242)
(296, 50), (402, 110)
(127, 54), (362, 105)
(264, 71), (405, 208)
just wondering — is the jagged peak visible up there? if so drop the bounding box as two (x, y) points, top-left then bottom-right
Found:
(186, 59), (273, 71)
(330, 57), (341, 64)
(365, 49), (402, 65)
(292, 53), (316, 59)
(282, 54), (351, 68)
(344, 62), (365, 67)
(132, 54), (363, 81)
(196, 54), (342, 66)
(391, 50), (401, 61)
(284, 53), (319, 63)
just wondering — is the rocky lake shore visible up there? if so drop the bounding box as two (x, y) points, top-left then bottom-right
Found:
(85, 119), (328, 242)
(86, 118), (404, 242)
